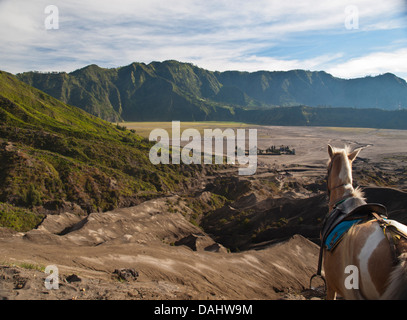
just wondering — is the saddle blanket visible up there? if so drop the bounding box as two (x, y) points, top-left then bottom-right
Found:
(325, 219), (362, 251)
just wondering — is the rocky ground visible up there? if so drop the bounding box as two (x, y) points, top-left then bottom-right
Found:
(0, 196), (322, 300)
(1, 125), (407, 301)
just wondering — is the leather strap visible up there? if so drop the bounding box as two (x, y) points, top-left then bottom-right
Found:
(372, 212), (400, 266)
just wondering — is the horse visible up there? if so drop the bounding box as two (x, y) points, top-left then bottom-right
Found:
(323, 144), (407, 300)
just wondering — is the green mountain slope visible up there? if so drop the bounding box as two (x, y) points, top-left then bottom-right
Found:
(17, 61), (407, 124)
(215, 69), (407, 109)
(18, 61), (236, 122)
(0, 71), (198, 231)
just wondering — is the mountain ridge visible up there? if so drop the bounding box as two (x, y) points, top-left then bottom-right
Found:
(17, 60), (407, 125)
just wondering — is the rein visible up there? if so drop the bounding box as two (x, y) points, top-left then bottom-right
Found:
(310, 155), (353, 293)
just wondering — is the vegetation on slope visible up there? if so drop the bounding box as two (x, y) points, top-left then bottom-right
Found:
(0, 71), (201, 231)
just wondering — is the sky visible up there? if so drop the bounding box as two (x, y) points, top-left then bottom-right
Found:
(1, 0), (407, 80)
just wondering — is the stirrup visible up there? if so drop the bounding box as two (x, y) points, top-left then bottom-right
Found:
(309, 273), (327, 293)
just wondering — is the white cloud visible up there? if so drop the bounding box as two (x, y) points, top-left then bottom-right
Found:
(0, 0), (406, 79)
(326, 48), (407, 80)
(186, 52), (345, 74)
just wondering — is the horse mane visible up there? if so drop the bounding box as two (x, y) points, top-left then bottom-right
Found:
(352, 186), (365, 200)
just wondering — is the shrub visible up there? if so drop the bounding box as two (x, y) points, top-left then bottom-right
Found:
(0, 202), (44, 231)
(24, 184), (43, 207)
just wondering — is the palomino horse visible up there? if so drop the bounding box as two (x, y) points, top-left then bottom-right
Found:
(323, 144), (407, 299)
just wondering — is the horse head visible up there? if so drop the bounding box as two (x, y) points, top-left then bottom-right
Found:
(327, 145), (362, 210)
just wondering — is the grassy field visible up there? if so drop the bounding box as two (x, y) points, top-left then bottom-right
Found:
(323, 127), (377, 134)
(116, 121), (253, 138)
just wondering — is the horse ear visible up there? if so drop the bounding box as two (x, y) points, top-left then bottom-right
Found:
(328, 144), (335, 159)
(348, 148), (361, 162)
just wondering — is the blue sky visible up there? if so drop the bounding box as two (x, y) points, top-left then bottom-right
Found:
(1, 0), (407, 80)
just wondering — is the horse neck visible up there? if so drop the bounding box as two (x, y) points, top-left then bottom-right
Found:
(328, 156), (354, 211)
(329, 184), (355, 211)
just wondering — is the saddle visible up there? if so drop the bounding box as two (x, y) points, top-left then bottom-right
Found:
(321, 198), (388, 251)
(310, 198), (388, 290)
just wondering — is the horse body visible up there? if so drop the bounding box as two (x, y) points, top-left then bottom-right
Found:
(324, 145), (407, 300)
(324, 221), (395, 299)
